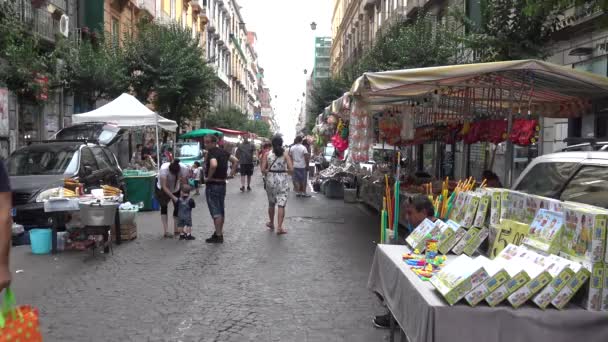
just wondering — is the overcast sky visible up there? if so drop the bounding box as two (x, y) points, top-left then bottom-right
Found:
(239, 0), (333, 143)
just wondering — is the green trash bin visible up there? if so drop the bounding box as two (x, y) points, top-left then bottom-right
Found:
(124, 174), (157, 211)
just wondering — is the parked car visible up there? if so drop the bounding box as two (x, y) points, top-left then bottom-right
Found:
(8, 123), (124, 228)
(513, 151), (608, 208)
(560, 142), (608, 152)
(175, 141), (203, 166)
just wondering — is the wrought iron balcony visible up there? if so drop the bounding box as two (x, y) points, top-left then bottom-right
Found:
(13, 0), (60, 43)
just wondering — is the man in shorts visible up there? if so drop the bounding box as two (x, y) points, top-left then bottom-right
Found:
(289, 136), (310, 197)
(236, 136), (255, 192)
(203, 134), (239, 244)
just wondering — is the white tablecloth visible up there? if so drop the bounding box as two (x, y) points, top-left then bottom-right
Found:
(367, 244), (608, 342)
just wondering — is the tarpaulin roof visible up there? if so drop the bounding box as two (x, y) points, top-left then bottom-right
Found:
(72, 93), (178, 131)
(349, 60), (608, 118)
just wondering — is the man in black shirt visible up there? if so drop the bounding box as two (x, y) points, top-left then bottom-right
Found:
(203, 134), (238, 243)
(0, 160), (12, 291)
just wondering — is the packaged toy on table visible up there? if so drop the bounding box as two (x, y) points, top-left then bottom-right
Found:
(464, 227), (489, 256)
(438, 220), (467, 255)
(507, 247), (554, 308)
(523, 209), (564, 255)
(551, 261), (591, 310)
(406, 218), (441, 252)
(561, 202), (607, 263)
(465, 259), (509, 306)
(431, 255), (490, 305)
(581, 262), (604, 311)
(473, 194), (490, 228)
(532, 255), (579, 309)
(485, 245), (531, 307)
(461, 194), (481, 228)
(601, 264), (608, 311)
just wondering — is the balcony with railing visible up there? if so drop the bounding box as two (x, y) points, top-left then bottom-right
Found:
(48, 0), (68, 12)
(13, 0), (60, 43)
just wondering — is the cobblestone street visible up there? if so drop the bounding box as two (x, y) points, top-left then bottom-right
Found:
(9, 176), (387, 342)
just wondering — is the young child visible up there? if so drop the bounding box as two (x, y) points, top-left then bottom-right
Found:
(191, 162), (201, 195)
(177, 185), (196, 240)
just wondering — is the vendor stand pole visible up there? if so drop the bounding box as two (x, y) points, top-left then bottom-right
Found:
(155, 114), (161, 173)
(393, 181), (400, 241)
(504, 93), (515, 187)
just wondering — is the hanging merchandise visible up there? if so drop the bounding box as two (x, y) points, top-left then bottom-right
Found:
(509, 119), (539, 146)
(349, 99), (372, 162)
(379, 110), (401, 145)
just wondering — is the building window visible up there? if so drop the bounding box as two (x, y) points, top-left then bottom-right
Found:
(111, 17), (120, 46)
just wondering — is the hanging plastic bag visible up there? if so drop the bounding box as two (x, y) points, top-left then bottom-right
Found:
(0, 289), (43, 342)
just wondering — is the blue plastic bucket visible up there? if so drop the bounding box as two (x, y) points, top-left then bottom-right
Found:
(29, 228), (52, 255)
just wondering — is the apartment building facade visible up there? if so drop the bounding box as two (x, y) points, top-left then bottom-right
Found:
(313, 37), (332, 87)
(2, 0), (78, 155)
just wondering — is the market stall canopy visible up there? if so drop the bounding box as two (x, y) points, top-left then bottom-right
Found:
(179, 128), (223, 139)
(214, 127), (251, 136)
(350, 60), (608, 118)
(72, 93), (178, 132)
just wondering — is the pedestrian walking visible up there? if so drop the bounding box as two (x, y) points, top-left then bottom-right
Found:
(176, 185), (196, 240)
(155, 159), (190, 238)
(236, 135), (256, 192)
(203, 134), (238, 244)
(0, 159), (12, 292)
(191, 161), (202, 195)
(262, 135), (293, 235)
(289, 136), (310, 197)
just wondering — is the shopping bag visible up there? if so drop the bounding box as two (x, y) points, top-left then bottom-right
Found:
(0, 288), (43, 342)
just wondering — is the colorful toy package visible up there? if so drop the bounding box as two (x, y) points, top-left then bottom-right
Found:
(486, 188), (502, 227)
(405, 218), (441, 252)
(500, 190), (528, 224)
(438, 220), (467, 255)
(523, 209), (564, 255)
(532, 255), (578, 309)
(464, 258), (509, 306)
(561, 202), (607, 263)
(551, 261), (591, 310)
(462, 194), (481, 228)
(581, 262), (604, 311)
(601, 264), (608, 311)
(464, 227), (489, 256)
(485, 244), (531, 307)
(431, 255), (490, 305)
(449, 192), (468, 224)
(506, 248), (554, 308)
(473, 194), (490, 228)
(452, 227), (479, 255)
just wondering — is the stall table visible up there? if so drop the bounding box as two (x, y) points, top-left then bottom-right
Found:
(45, 198), (122, 254)
(368, 244), (608, 342)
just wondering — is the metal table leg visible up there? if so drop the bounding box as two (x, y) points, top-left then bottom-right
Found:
(115, 207), (121, 245)
(51, 213), (61, 254)
(389, 312), (395, 342)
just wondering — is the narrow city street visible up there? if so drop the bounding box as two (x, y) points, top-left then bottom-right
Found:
(9, 176), (386, 342)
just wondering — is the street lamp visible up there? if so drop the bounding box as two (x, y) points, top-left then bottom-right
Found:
(304, 69), (307, 75)
(310, 22), (317, 31)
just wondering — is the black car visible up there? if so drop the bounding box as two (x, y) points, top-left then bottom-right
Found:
(8, 123), (124, 228)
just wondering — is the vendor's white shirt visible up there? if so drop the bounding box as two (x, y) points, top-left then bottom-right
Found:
(156, 162), (189, 192)
(290, 144), (308, 168)
(192, 167), (201, 179)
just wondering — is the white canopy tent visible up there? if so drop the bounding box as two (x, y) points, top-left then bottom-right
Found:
(72, 93), (178, 169)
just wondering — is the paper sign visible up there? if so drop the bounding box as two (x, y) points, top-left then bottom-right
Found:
(489, 220), (529, 259)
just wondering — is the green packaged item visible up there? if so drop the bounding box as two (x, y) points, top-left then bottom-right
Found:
(438, 220), (466, 255)
(523, 209), (564, 255)
(465, 259), (509, 306)
(533, 255), (579, 309)
(431, 255), (490, 306)
(464, 227), (489, 256)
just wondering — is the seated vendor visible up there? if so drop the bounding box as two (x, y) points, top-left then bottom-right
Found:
(373, 194), (435, 329)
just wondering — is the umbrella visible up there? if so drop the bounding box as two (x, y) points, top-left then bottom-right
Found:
(180, 128), (224, 139)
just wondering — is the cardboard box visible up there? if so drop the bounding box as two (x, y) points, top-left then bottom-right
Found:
(431, 255), (490, 305)
(452, 227), (480, 255)
(562, 203), (607, 263)
(449, 192), (467, 223)
(462, 195), (481, 228)
(405, 218), (441, 252)
(551, 262), (591, 310)
(601, 264), (608, 311)
(473, 195), (490, 228)
(485, 245), (530, 306)
(465, 258), (509, 306)
(532, 255), (578, 309)
(438, 220), (467, 255)
(486, 188), (502, 227)
(507, 249), (554, 308)
(523, 209), (564, 255)
(581, 262), (604, 311)
(464, 227), (489, 256)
